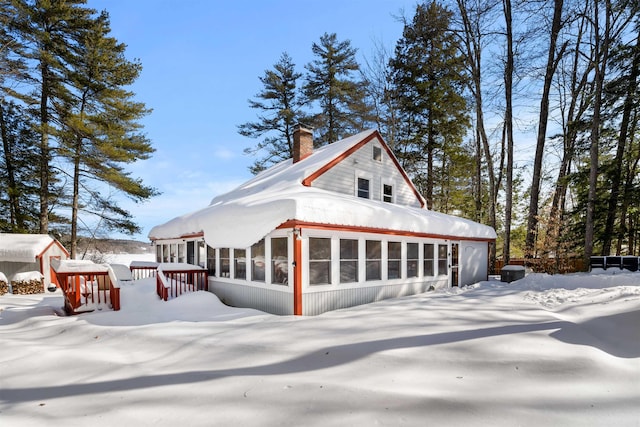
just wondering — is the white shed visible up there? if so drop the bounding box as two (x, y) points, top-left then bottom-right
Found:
(0, 233), (69, 287)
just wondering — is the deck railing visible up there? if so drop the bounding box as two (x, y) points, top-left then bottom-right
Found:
(156, 265), (207, 301)
(55, 272), (120, 314)
(129, 261), (159, 280)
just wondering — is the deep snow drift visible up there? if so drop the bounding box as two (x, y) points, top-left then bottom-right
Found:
(0, 269), (639, 426)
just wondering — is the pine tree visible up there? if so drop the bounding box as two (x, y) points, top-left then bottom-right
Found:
(0, 101), (39, 232)
(4, 1), (156, 254)
(10, 0), (96, 234)
(389, 1), (470, 210)
(303, 32), (372, 144)
(239, 52), (304, 174)
(59, 10), (156, 257)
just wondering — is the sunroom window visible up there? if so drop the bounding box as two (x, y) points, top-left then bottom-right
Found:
(220, 248), (230, 277)
(309, 238), (331, 285)
(366, 240), (381, 281)
(388, 241), (401, 279)
(206, 245), (216, 276)
(424, 243), (434, 276)
(251, 239), (265, 282)
(234, 249), (246, 280)
(438, 244), (448, 275)
(407, 243), (419, 277)
(340, 239), (358, 283)
(271, 237), (288, 285)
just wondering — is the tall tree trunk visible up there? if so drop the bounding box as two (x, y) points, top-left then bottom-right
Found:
(475, 126), (482, 222)
(601, 31), (640, 254)
(455, 0), (497, 269)
(545, 7), (591, 268)
(525, 0), (565, 259)
(0, 102), (26, 230)
(38, 63), (50, 234)
(71, 134), (81, 259)
(426, 114), (434, 210)
(503, 0), (514, 265)
(585, 0), (612, 261)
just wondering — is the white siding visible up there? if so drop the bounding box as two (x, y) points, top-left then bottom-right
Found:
(460, 241), (489, 286)
(302, 279), (447, 316)
(311, 136), (422, 208)
(209, 279), (293, 315)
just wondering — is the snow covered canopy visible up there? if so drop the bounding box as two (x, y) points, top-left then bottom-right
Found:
(149, 130), (497, 248)
(0, 234), (62, 263)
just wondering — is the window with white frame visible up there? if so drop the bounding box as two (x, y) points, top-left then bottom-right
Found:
(366, 240), (382, 281)
(383, 183), (393, 203)
(373, 146), (382, 162)
(178, 243), (185, 263)
(207, 245), (216, 276)
(156, 245), (162, 263)
(388, 241), (401, 279)
(220, 248), (230, 277)
(251, 239), (265, 282)
(309, 238), (331, 285)
(340, 239), (359, 283)
(187, 241), (195, 264)
(271, 237), (288, 285)
(407, 243), (419, 277)
(424, 243), (434, 276)
(198, 241), (206, 269)
(438, 244), (448, 275)
(357, 177), (370, 199)
(234, 248), (246, 280)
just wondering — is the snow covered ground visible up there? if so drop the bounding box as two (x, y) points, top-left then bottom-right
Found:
(0, 267), (639, 426)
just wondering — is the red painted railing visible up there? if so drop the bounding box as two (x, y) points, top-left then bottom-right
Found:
(129, 261), (159, 280)
(55, 272), (120, 314)
(156, 266), (207, 301)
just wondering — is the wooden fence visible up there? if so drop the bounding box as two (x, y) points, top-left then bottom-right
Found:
(494, 258), (586, 274)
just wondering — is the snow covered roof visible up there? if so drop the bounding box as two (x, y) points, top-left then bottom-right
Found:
(149, 129), (497, 248)
(0, 233), (66, 263)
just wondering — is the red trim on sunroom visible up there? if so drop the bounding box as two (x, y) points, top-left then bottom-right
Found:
(293, 233), (302, 316)
(301, 130), (426, 208)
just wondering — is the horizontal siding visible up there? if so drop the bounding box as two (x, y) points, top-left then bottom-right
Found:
(312, 137), (421, 208)
(302, 278), (447, 316)
(209, 279), (293, 315)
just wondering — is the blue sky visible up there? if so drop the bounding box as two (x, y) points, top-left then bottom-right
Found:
(85, 0), (420, 242)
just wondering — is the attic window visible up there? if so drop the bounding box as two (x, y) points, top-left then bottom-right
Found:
(373, 146), (382, 162)
(383, 184), (393, 203)
(357, 177), (370, 199)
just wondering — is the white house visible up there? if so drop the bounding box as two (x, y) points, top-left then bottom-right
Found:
(0, 233), (70, 287)
(149, 126), (497, 315)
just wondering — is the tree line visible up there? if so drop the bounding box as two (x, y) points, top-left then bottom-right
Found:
(239, 0), (640, 269)
(0, 0), (156, 258)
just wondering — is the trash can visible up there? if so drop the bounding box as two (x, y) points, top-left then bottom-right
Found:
(501, 265), (525, 283)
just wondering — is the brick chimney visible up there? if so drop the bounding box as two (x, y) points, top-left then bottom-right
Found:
(292, 124), (313, 163)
